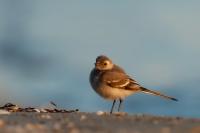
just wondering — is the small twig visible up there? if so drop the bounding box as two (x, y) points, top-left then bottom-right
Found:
(50, 101), (57, 108)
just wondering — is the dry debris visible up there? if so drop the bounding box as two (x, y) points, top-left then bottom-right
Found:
(0, 102), (79, 113)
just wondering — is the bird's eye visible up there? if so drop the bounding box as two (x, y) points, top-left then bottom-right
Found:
(103, 62), (107, 66)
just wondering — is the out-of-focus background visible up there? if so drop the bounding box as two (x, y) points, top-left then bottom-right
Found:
(0, 1), (199, 117)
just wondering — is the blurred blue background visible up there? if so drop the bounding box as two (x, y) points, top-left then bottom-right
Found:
(0, 1), (200, 117)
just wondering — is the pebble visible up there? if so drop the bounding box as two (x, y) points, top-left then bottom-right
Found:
(80, 115), (87, 121)
(96, 111), (105, 116)
(161, 127), (171, 133)
(53, 123), (61, 130)
(0, 110), (10, 115)
(41, 114), (52, 119)
(153, 120), (159, 125)
(67, 122), (80, 133)
(0, 119), (5, 127)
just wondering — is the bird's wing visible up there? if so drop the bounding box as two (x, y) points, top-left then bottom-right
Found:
(102, 71), (131, 88)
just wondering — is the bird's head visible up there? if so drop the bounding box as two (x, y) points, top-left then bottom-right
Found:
(95, 55), (114, 70)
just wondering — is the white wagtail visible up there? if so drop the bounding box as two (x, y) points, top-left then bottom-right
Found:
(90, 55), (177, 113)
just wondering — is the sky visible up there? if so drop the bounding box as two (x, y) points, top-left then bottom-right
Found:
(0, 1), (200, 117)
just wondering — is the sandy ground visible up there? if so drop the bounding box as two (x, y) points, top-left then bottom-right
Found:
(0, 112), (200, 133)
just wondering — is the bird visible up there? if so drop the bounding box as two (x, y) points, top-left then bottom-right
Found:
(89, 55), (178, 114)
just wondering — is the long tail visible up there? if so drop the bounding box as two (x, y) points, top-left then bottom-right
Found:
(140, 87), (178, 101)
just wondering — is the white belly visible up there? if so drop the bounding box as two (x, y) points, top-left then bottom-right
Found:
(94, 84), (135, 100)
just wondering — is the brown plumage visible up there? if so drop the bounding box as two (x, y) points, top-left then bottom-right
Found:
(90, 55), (178, 113)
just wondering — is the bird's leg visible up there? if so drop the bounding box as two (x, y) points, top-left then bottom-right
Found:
(118, 99), (123, 112)
(110, 100), (116, 114)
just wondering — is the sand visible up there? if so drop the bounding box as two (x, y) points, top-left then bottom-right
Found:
(0, 112), (200, 133)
